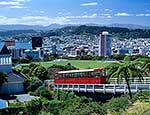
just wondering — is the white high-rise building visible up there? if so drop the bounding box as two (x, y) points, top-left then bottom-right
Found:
(98, 31), (112, 56)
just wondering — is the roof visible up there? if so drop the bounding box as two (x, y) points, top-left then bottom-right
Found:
(7, 73), (26, 82)
(14, 42), (32, 49)
(0, 42), (10, 55)
(0, 42), (5, 51)
(57, 68), (104, 74)
(0, 99), (8, 109)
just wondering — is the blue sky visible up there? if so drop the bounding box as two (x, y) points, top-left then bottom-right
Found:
(0, 0), (150, 26)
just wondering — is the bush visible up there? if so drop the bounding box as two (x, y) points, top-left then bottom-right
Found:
(34, 86), (54, 100)
(19, 58), (30, 64)
(24, 77), (43, 92)
(63, 63), (77, 70)
(0, 106), (25, 115)
(104, 95), (131, 112)
(25, 98), (43, 115)
(54, 90), (76, 101)
(59, 97), (107, 115)
(133, 91), (150, 102)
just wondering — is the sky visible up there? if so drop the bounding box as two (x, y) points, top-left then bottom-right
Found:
(0, 0), (150, 26)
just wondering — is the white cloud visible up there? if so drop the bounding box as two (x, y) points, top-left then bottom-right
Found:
(0, 1), (21, 5)
(0, 13), (113, 26)
(9, 5), (26, 9)
(0, 0), (31, 9)
(39, 11), (45, 13)
(115, 12), (132, 16)
(0, 16), (71, 26)
(14, 0), (31, 2)
(65, 13), (98, 19)
(107, 15), (112, 18)
(136, 13), (150, 16)
(105, 9), (112, 12)
(58, 12), (62, 15)
(80, 2), (98, 6)
(145, 14), (150, 16)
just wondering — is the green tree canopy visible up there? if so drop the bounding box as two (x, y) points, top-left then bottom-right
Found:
(106, 58), (148, 99)
(0, 72), (8, 86)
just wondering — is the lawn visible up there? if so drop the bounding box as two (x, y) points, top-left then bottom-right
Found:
(16, 60), (115, 69)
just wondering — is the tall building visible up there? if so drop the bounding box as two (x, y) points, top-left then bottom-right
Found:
(32, 37), (43, 49)
(98, 31), (112, 56)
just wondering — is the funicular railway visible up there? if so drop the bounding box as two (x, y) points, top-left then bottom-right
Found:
(46, 68), (150, 94)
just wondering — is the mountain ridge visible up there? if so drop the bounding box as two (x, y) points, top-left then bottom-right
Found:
(0, 23), (150, 31)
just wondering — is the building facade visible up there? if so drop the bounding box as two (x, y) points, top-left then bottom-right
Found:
(0, 43), (12, 73)
(98, 31), (112, 56)
(0, 42), (26, 94)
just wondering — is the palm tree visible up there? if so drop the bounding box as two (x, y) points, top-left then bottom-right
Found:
(140, 58), (150, 76)
(0, 72), (8, 86)
(106, 59), (147, 99)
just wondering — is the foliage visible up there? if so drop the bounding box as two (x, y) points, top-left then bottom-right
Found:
(59, 96), (106, 115)
(106, 57), (148, 98)
(133, 91), (150, 102)
(0, 72), (8, 86)
(109, 54), (126, 61)
(38, 111), (54, 115)
(25, 98), (43, 115)
(63, 63), (77, 70)
(18, 58), (30, 64)
(33, 86), (55, 100)
(0, 106), (25, 115)
(104, 95), (131, 113)
(20, 63), (48, 81)
(24, 77), (43, 92)
(54, 90), (76, 101)
(30, 65), (48, 81)
(124, 101), (150, 115)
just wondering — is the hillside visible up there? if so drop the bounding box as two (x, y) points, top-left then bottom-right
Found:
(43, 25), (150, 39)
(0, 25), (150, 41)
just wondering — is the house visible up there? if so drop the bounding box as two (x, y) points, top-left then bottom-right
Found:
(0, 42), (26, 94)
(5, 40), (32, 59)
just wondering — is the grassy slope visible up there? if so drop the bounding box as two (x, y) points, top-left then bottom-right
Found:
(16, 60), (115, 69)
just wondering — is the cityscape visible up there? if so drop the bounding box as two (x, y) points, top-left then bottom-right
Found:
(0, 0), (150, 115)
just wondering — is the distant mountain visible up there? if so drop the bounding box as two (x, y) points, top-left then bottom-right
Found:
(107, 23), (150, 29)
(0, 24), (65, 31)
(0, 23), (149, 31)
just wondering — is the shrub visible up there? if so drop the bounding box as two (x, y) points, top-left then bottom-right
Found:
(104, 95), (131, 112)
(19, 58), (30, 64)
(24, 77), (43, 92)
(54, 90), (76, 101)
(133, 91), (150, 102)
(34, 86), (54, 100)
(0, 106), (25, 115)
(59, 97), (107, 115)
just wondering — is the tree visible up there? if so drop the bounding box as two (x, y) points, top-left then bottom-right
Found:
(0, 72), (8, 86)
(106, 58), (147, 99)
(59, 97), (106, 115)
(63, 63), (77, 70)
(31, 65), (48, 81)
(24, 77), (43, 92)
(140, 58), (150, 76)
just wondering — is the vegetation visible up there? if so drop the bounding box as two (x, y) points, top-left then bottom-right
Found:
(106, 56), (148, 99)
(16, 60), (113, 70)
(0, 72), (8, 86)
(2, 87), (150, 115)
(9, 56), (150, 115)
(23, 77), (43, 92)
(1, 25), (150, 41)
(44, 25), (150, 39)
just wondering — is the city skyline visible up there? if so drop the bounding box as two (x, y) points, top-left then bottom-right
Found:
(0, 0), (150, 26)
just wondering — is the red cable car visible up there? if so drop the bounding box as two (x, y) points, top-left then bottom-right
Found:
(54, 68), (107, 84)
